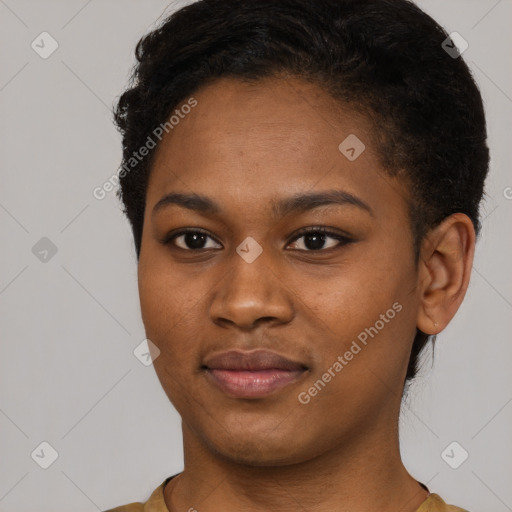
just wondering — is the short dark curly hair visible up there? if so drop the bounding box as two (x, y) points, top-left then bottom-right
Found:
(113, 0), (489, 381)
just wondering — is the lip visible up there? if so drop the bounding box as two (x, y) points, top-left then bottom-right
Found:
(203, 349), (308, 399)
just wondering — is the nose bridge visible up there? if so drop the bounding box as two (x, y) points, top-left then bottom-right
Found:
(210, 242), (294, 329)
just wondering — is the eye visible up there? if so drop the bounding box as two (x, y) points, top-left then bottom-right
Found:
(287, 227), (353, 251)
(163, 229), (222, 251)
(162, 226), (354, 252)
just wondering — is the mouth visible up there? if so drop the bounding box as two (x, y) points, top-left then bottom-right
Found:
(202, 349), (308, 399)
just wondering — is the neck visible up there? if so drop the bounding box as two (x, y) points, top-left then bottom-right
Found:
(164, 420), (428, 512)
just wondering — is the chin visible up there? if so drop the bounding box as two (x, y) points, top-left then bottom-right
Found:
(211, 438), (307, 467)
(198, 419), (316, 467)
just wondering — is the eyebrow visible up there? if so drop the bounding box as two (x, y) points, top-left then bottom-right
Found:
(152, 190), (373, 218)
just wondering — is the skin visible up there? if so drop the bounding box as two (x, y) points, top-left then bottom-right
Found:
(137, 76), (475, 512)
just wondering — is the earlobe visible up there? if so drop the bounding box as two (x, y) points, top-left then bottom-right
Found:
(416, 213), (476, 335)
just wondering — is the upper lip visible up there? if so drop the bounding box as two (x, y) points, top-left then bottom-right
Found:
(203, 349), (307, 371)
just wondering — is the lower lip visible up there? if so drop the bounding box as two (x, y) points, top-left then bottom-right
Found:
(206, 368), (305, 399)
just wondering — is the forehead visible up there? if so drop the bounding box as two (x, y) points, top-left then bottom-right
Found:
(146, 76), (409, 221)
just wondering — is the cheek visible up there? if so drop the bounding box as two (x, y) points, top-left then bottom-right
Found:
(138, 248), (209, 325)
(138, 267), (208, 409)
(138, 263), (205, 367)
(301, 248), (418, 373)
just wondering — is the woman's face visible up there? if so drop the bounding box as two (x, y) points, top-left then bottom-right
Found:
(138, 76), (422, 465)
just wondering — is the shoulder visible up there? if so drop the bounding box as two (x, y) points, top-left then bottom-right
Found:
(417, 493), (469, 512)
(102, 476), (175, 512)
(103, 504), (144, 512)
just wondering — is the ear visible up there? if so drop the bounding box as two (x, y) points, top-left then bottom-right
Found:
(416, 213), (476, 335)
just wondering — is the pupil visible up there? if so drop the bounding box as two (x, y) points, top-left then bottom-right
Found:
(182, 232), (327, 250)
(305, 233), (325, 250)
(186, 232), (207, 249)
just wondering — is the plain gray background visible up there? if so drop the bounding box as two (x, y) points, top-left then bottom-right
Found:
(0, 1), (511, 511)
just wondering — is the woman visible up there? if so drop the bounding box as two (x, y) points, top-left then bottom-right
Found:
(106, 0), (489, 510)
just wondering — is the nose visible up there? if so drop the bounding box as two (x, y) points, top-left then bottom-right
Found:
(209, 248), (295, 331)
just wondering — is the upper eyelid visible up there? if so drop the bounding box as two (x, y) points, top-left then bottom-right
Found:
(167, 227), (351, 248)
(289, 226), (351, 240)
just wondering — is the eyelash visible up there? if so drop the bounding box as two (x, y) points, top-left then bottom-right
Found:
(162, 226), (354, 252)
